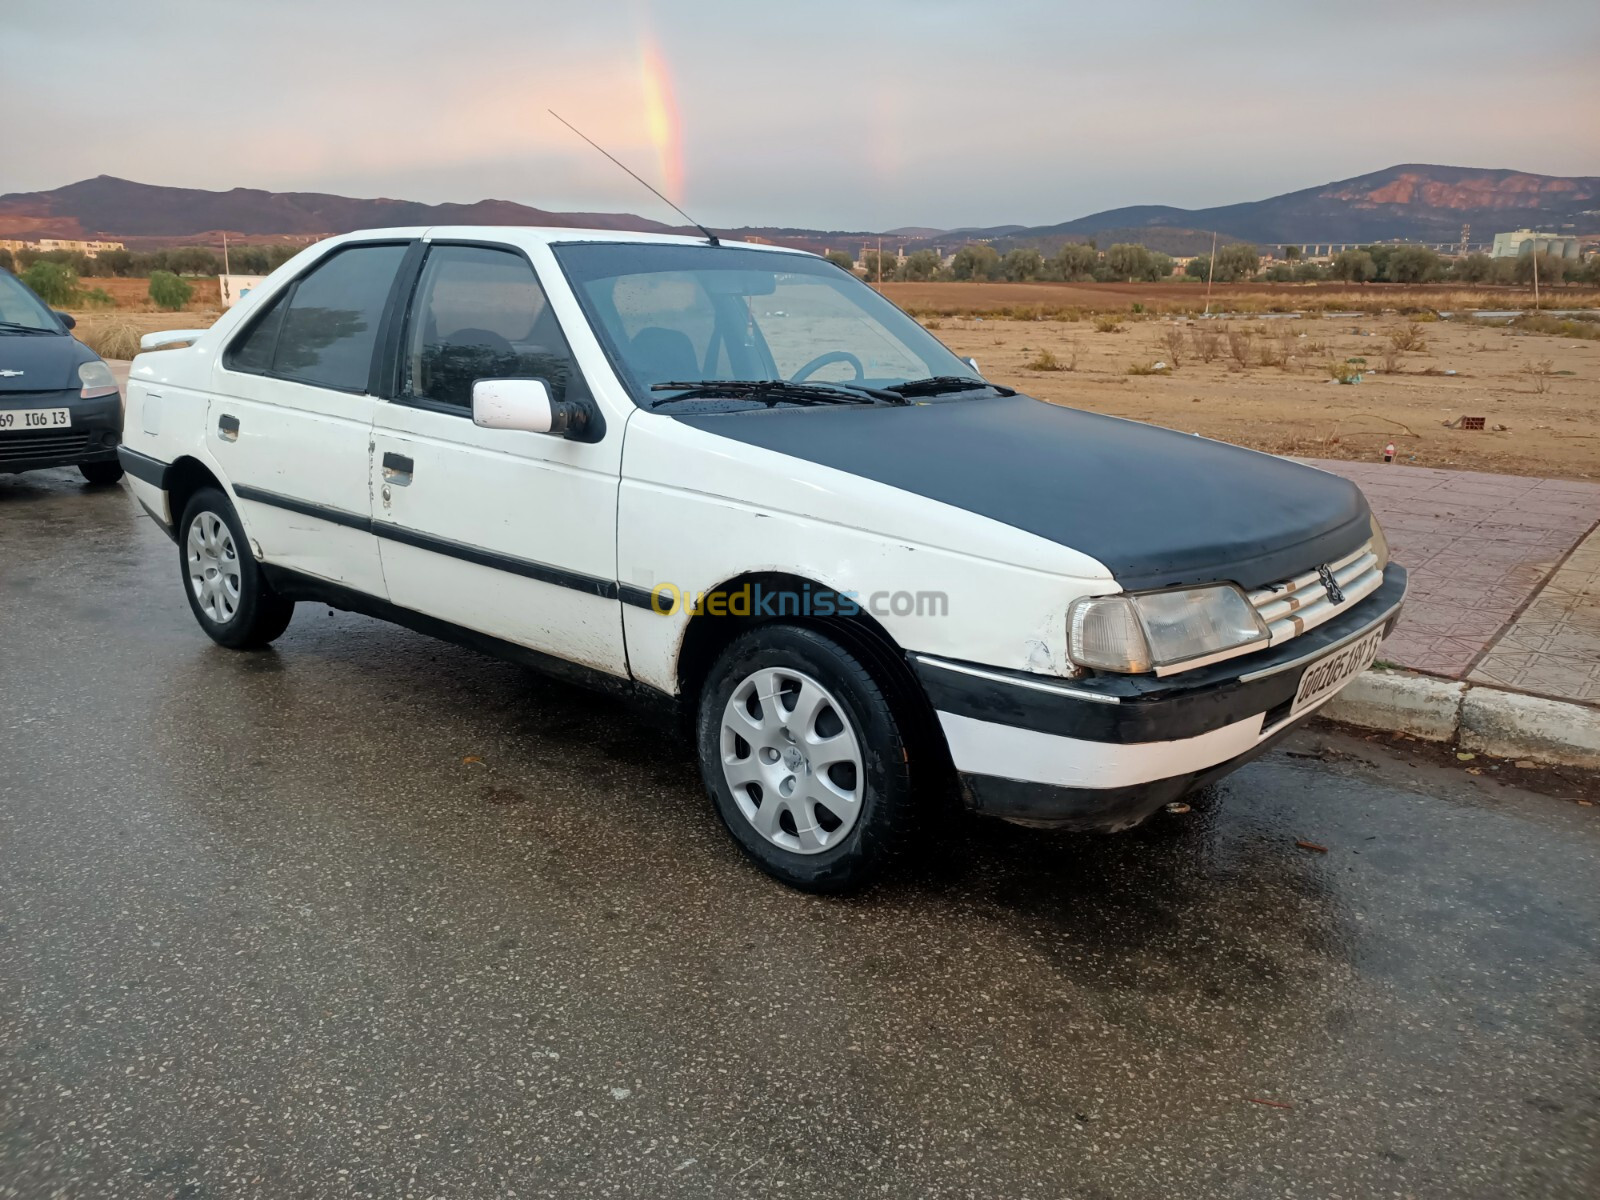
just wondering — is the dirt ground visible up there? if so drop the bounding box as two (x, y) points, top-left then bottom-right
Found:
(928, 312), (1600, 481)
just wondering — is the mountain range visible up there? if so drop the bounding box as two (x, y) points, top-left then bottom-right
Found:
(1, 165), (1595, 256)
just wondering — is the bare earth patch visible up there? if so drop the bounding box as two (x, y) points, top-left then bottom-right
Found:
(930, 313), (1600, 481)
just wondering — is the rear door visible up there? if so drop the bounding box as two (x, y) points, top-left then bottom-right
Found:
(210, 240), (414, 596)
(368, 241), (626, 677)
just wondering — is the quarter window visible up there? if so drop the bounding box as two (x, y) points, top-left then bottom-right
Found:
(403, 245), (580, 410)
(270, 243), (407, 392)
(226, 292), (287, 374)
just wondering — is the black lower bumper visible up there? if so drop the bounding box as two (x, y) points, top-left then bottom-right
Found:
(0, 392), (122, 475)
(917, 568), (1407, 831)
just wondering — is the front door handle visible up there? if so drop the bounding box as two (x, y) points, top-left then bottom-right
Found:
(381, 451), (414, 486)
(217, 414), (240, 442)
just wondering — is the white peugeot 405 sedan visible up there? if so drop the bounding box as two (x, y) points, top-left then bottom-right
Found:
(120, 227), (1405, 891)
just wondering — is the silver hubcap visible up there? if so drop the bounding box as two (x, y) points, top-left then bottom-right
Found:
(186, 510), (241, 624)
(720, 667), (864, 855)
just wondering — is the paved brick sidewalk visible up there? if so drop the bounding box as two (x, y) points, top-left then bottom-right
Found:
(1311, 460), (1600, 707)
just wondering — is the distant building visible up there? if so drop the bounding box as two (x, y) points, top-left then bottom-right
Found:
(1490, 229), (1580, 261)
(0, 237), (126, 258)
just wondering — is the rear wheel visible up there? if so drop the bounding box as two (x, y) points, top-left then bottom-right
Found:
(79, 460), (123, 485)
(696, 624), (917, 893)
(177, 487), (294, 649)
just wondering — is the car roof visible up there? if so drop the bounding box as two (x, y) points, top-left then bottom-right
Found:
(324, 225), (810, 256)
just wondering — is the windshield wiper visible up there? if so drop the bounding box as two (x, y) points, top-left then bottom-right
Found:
(0, 321), (55, 335)
(885, 375), (1015, 398)
(650, 379), (906, 408)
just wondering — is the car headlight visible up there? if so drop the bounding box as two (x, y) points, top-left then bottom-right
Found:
(78, 360), (119, 400)
(1068, 584), (1269, 674)
(1369, 513), (1390, 571)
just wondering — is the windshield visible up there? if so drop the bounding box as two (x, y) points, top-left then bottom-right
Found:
(551, 243), (983, 410)
(0, 272), (63, 333)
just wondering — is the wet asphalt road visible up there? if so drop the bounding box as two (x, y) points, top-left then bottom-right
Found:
(2, 468), (1597, 1200)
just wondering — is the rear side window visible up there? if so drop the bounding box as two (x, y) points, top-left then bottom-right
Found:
(230, 243), (406, 392)
(402, 244), (581, 410)
(226, 292), (286, 373)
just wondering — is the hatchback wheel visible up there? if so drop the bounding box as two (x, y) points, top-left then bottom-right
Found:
(177, 487), (294, 649)
(697, 623), (916, 893)
(80, 460), (124, 485)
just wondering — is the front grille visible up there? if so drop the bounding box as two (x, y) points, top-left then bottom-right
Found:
(1247, 540), (1383, 647)
(0, 427), (90, 463)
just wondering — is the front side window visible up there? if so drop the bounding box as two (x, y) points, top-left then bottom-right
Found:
(269, 243), (407, 392)
(552, 243), (978, 409)
(402, 244), (580, 410)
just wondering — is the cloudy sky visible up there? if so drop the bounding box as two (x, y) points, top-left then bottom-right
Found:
(5, 0), (1597, 231)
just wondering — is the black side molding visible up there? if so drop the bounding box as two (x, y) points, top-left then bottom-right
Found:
(117, 445), (172, 488)
(233, 483), (621, 600)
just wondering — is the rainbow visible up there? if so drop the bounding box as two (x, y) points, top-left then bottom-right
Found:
(638, 34), (684, 204)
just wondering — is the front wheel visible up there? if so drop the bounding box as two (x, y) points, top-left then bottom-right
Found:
(177, 487), (294, 649)
(696, 624), (917, 893)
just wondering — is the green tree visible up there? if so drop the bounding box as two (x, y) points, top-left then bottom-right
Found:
(166, 246), (221, 276)
(1283, 245), (1302, 262)
(1147, 251), (1174, 280)
(1214, 243), (1260, 282)
(95, 249), (134, 276)
(1104, 243), (1152, 282)
(1001, 247), (1043, 281)
(1263, 263), (1294, 282)
(1185, 255), (1210, 280)
(0, 248), (12, 273)
(20, 260), (79, 306)
(900, 249), (940, 281)
(1387, 245), (1441, 284)
(1052, 242), (1098, 281)
(1293, 260), (1326, 282)
(1451, 252), (1494, 284)
(950, 243), (1000, 281)
(1328, 249), (1377, 282)
(148, 269), (193, 311)
(1360, 244), (1395, 281)
(823, 249), (855, 273)
(860, 249), (899, 282)
(1513, 252), (1566, 285)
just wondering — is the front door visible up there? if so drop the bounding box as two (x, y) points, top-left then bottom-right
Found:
(369, 241), (626, 677)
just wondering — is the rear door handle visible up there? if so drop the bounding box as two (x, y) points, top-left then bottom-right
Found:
(217, 414), (240, 442)
(381, 451), (414, 485)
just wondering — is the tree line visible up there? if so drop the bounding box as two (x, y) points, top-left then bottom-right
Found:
(0, 243), (303, 279)
(827, 241), (1600, 287)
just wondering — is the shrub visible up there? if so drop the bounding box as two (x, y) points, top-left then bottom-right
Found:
(76, 320), (142, 360)
(1161, 324), (1185, 367)
(1025, 348), (1063, 371)
(1190, 325), (1222, 362)
(1093, 315), (1124, 334)
(1226, 326), (1254, 368)
(20, 260), (79, 307)
(1389, 321), (1428, 353)
(149, 270), (193, 311)
(78, 287), (115, 310)
(1126, 362), (1171, 376)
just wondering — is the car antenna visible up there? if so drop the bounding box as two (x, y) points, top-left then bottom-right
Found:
(548, 109), (720, 246)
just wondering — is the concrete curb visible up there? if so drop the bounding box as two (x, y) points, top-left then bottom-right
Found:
(1320, 668), (1600, 769)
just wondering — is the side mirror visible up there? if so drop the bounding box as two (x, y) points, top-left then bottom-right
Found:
(471, 378), (582, 437)
(54, 311), (77, 330)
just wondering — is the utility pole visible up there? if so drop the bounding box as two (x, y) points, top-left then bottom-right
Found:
(1203, 230), (1219, 317)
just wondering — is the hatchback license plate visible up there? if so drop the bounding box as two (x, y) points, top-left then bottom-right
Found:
(1291, 628), (1383, 717)
(0, 407), (71, 431)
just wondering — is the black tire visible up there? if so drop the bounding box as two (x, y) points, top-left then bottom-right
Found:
(696, 623), (917, 893)
(177, 487), (294, 649)
(79, 460), (124, 485)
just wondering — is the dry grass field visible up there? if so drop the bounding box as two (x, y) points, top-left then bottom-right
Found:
(928, 311), (1600, 480)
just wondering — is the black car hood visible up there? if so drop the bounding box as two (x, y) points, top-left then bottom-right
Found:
(674, 394), (1370, 591)
(0, 331), (94, 392)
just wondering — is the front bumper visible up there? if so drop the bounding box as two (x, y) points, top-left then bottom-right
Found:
(0, 390), (122, 475)
(913, 567), (1407, 831)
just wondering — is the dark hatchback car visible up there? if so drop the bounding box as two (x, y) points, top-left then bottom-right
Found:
(0, 267), (123, 484)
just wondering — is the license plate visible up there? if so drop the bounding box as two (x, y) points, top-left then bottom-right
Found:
(1291, 628), (1383, 717)
(0, 407), (72, 431)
